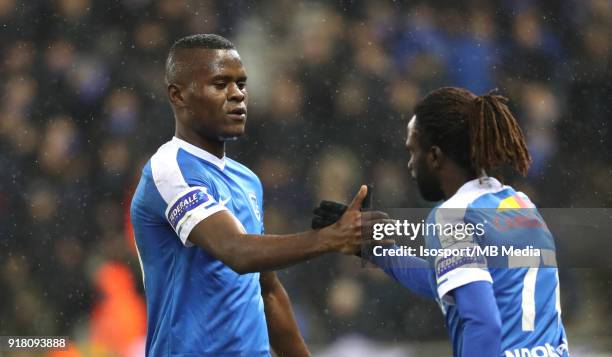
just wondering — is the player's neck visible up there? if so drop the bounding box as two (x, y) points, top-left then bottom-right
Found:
(441, 168), (477, 200)
(175, 130), (225, 159)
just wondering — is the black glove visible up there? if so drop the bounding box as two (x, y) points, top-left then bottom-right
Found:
(311, 186), (371, 229)
(311, 200), (348, 229)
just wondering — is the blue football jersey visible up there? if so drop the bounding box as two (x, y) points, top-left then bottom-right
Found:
(130, 137), (269, 356)
(425, 177), (569, 357)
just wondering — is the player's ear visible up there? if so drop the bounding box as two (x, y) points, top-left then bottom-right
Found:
(168, 83), (186, 107)
(429, 146), (443, 169)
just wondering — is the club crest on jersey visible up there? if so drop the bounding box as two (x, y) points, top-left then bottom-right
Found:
(248, 192), (261, 222)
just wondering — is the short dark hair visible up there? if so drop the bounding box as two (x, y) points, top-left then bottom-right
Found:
(165, 34), (235, 85)
(414, 87), (531, 176)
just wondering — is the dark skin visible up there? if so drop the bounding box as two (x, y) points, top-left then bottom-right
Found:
(167, 48), (388, 356)
(169, 48), (248, 157)
(260, 271), (308, 356)
(405, 116), (476, 201)
(405, 116), (502, 355)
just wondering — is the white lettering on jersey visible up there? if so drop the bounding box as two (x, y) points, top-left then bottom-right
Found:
(504, 340), (568, 357)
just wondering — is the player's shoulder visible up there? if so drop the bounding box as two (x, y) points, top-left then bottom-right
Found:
(432, 177), (512, 224)
(225, 156), (258, 178)
(150, 137), (210, 174)
(225, 157), (262, 187)
(132, 140), (185, 199)
(468, 179), (536, 210)
(440, 177), (509, 209)
(149, 137), (182, 173)
(128, 139), (188, 214)
(148, 137), (220, 204)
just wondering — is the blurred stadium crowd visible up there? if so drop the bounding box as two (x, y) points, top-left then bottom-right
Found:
(1, 0), (611, 354)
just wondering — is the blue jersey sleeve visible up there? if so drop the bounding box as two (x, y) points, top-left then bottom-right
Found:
(150, 146), (228, 246)
(453, 281), (502, 357)
(372, 251), (436, 299)
(428, 208), (493, 303)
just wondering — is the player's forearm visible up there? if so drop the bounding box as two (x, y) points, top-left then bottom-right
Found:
(460, 313), (502, 357)
(369, 247), (436, 299)
(455, 281), (502, 356)
(189, 203), (362, 273)
(217, 230), (335, 274)
(261, 274), (309, 356)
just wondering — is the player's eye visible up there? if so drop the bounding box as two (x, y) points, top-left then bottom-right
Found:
(237, 81), (247, 90)
(214, 82), (227, 90)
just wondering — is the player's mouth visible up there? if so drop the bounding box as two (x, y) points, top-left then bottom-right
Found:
(226, 107), (247, 121)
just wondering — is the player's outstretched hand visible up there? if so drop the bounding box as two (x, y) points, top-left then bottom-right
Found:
(320, 185), (366, 255)
(311, 200), (347, 229)
(318, 186), (394, 255)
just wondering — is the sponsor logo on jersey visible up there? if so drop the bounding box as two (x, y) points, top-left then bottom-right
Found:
(167, 188), (212, 229)
(504, 341), (568, 357)
(436, 253), (486, 278)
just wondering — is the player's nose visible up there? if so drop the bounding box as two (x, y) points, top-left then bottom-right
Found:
(407, 160), (416, 179)
(227, 83), (245, 102)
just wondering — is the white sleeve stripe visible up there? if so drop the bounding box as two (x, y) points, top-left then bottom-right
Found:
(555, 270), (562, 324)
(437, 268), (493, 304)
(522, 267), (538, 331)
(134, 240), (145, 288)
(151, 140), (189, 204)
(177, 204), (228, 247)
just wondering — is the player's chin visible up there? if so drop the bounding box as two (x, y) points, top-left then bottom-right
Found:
(417, 182), (445, 202)
(219, 125), (246, 141)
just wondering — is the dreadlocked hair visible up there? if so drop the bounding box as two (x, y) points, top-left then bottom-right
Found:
(414, 87), (532, 176)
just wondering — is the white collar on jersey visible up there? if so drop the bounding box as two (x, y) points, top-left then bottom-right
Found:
(172, 136), (226, 170)
(455, 176), (503, 196)
(440, 176), (506, 209)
